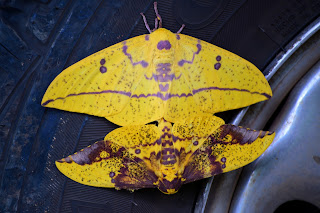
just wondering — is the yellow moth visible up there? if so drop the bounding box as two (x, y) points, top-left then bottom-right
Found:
(56, 115), (275, 194)
(41, 3), (272, 127)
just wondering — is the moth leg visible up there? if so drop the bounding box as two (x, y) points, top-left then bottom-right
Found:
(154, 18), (158, 31)
(176, 24), (185, 34)
(140, 13), (152, 33)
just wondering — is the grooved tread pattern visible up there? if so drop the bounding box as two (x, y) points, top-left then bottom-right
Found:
(0, 0), (319, 212)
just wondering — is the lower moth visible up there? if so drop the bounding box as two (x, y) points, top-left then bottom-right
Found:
(56, 115), (274, 194)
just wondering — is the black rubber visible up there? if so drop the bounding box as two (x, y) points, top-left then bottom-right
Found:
(0, 0), (319, 212)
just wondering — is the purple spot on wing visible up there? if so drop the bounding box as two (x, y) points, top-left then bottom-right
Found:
(159, 84), (169, 92)
(193, 141), (198, 146)
(109, 172), (115, 178)
(157, 40), (171, 50)
(145, 35), (149, 41)
(122, 41), (148, 67)
(222, 164), (226, 169)
(214, 63), (221, 70)
(135, 149), (141, 154)
(221, 157), (226, 163)
(111, 179), (115, 183)
(100, 58), (106, 65)
(216, 55), (221, 61)
(178, 40), (202, 66)
(176, 35), (180, 40)
(100, 66), (107, 73)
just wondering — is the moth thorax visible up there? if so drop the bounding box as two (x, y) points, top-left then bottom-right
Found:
(153, 51), (174, 64)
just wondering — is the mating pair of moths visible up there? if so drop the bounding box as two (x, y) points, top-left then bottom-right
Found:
(42, 3), (275, 194)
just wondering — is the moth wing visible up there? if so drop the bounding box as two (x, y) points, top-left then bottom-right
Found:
(210, 124), (275, 173)
(42, 34), (162, 126)
(104, 124), (162, 161)
(166, 33), (272, 121)
(172, 115), (225, 153)
(172, 115), (225, 138)
(181, 124), (275, 183)
(56, 124), (162, 190)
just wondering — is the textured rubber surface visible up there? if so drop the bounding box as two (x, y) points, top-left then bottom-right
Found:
(0, 0), (319, 212)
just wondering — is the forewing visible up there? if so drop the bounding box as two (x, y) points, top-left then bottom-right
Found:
(172, 115), (225, 154)
(42, 34), (161, 126)
(167, 33), (272, 121)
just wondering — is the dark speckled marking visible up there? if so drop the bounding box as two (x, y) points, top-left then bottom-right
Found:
(211, 124), (274, 145)
(58, 140), (109, 165)
(157, 40), (171, 50)
(182, 147), (223, 183)
(113, 158), (158, 190)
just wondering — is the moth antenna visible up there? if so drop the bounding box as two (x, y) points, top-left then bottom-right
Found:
(154, 2), (162, 28)
(140, 12), (152, 33)
(176, 24), (185, 34)
(154, 18), (158, 31)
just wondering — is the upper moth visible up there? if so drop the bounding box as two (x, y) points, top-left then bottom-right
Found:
(41, 2), (272, 127)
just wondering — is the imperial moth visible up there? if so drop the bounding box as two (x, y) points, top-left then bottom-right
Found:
(41, 2), (272, 126)
(56, 115), (275, 194)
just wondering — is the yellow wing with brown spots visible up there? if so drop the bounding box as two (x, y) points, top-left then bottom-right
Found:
(55, 124), (162, 189)
(181, 124), (275, 183)
(42, 28), (272, 126)
(41, 33), (164, 126)
(166, 33), (272, 122)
